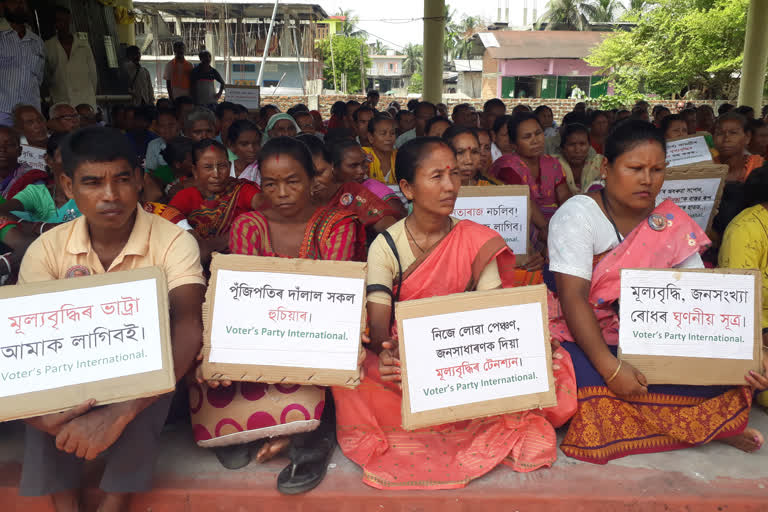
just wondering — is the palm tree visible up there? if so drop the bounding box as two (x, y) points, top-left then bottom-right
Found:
(536, 0), (590, 30)
(371, 40), (389, 55)
(336, 8), (364, 38)
(454, 15), (484, 59)
(402, 43), (423, 75)
(582, 0), (624, 22)
(626, 0), (650, 12)
(443, 3), (458, 65)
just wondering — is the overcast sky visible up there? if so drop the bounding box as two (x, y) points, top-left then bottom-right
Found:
(316, 0), (547, 49)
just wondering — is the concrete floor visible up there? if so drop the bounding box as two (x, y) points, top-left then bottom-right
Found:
(2, 408), (768, 510)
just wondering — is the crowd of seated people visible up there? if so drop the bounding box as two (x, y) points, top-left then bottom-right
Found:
(3, 92), (768, 511)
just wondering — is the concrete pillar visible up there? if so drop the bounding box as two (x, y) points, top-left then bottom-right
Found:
(115, 0), (135, 46)
(737, 0), (768, 109)
(422, 0), (444, 103)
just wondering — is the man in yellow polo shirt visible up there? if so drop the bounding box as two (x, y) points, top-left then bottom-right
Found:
(17, 126), (205, 512)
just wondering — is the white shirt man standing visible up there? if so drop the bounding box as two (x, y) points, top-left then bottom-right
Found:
(44, 5), (97, 109)
(0, 0), (44, 127)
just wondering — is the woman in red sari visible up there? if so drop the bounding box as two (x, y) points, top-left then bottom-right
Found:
(191, 137), (364, 494)
(169, 139), (263, 265)
(548, 120), (767, 464)
(298, 135), (402, 236)
(333, 137), (577, 490)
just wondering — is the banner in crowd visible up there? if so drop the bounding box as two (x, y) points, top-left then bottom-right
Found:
(224, 85), (260, 109)
(656, 164), (726, 232)
(18, 145), (46, 170)
(396, 285), (555, 430)
(203, 254), (366, 387)
(0, 267), (174, 422)
(452, 185), (530, 265)
(666, 135), (713, 167)
(618, 268), (762, 385)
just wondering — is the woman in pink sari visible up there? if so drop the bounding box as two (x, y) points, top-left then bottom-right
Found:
(488, 112), (571, 250)
(548, 120), (768, 464)
(333, 137), (577, 490)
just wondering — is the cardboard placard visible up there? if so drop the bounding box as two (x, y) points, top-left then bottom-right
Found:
(618, 268), (762, 385)
(666, 135), (713, 167)
(224, 85), (260, 109)
(657, 164), (726, 233)
(453, 185), (530, 265)
(0, 267), (174, 422)
(202, 254), (366, 388)
(396, 285), (556, 431)
(18, 145), (46, 169)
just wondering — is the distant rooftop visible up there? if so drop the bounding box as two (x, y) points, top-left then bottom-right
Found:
(133, 1), (328, 20)
(476, 30), (608, 60)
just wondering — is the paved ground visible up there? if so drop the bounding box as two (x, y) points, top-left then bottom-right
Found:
(2, 408), (768, 511)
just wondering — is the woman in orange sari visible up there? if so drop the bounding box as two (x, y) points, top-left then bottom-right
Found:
(191, 137), (364, 494)
(298, 135), (402, 238)
(548, 120), (766, 464)
(169, 139), (263, 265)
(333, 137), (577, 490)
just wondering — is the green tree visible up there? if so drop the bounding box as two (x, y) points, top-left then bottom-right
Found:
(536, 0), (591, 30)
(315, 36), (372, 93)
(587, 0), (749, 99)
(582, 0), (625, 22)
(408, 73), (423, 94)
(402, 43), (423, 75)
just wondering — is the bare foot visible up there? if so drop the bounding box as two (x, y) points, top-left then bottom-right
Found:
(720, 427), (764, 453)
(255, 437), (290, 463)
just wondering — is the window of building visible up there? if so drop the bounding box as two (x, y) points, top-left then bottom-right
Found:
(233, 63), (257, 73)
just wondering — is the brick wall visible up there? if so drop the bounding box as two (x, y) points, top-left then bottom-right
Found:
(261, 95), (722, 125)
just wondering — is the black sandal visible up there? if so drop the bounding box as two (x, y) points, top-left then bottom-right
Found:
(277, 428), (335, 495)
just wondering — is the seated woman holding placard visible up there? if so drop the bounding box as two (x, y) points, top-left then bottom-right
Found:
(190, 136), (364, 494)
(548, 120), (768, 464)
(442, 125), (546, 285)
(332, 137), (577, 490)
(302, 135), (403, 236)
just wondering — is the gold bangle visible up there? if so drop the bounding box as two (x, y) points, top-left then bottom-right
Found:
(605, 360), (622, 384)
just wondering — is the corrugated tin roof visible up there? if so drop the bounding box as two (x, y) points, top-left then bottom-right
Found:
(477, 30), (607, 59)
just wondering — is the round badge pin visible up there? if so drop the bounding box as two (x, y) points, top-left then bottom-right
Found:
(340, 193), (353, 206)
(648, 213), (667, 231)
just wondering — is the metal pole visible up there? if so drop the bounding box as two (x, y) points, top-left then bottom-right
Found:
(737, 0), (768, 109)
(360, 43), (365, 94)
(257, 0), (280, 88)
(330, 34), (338, 92)
(290, 18), (306, 95)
